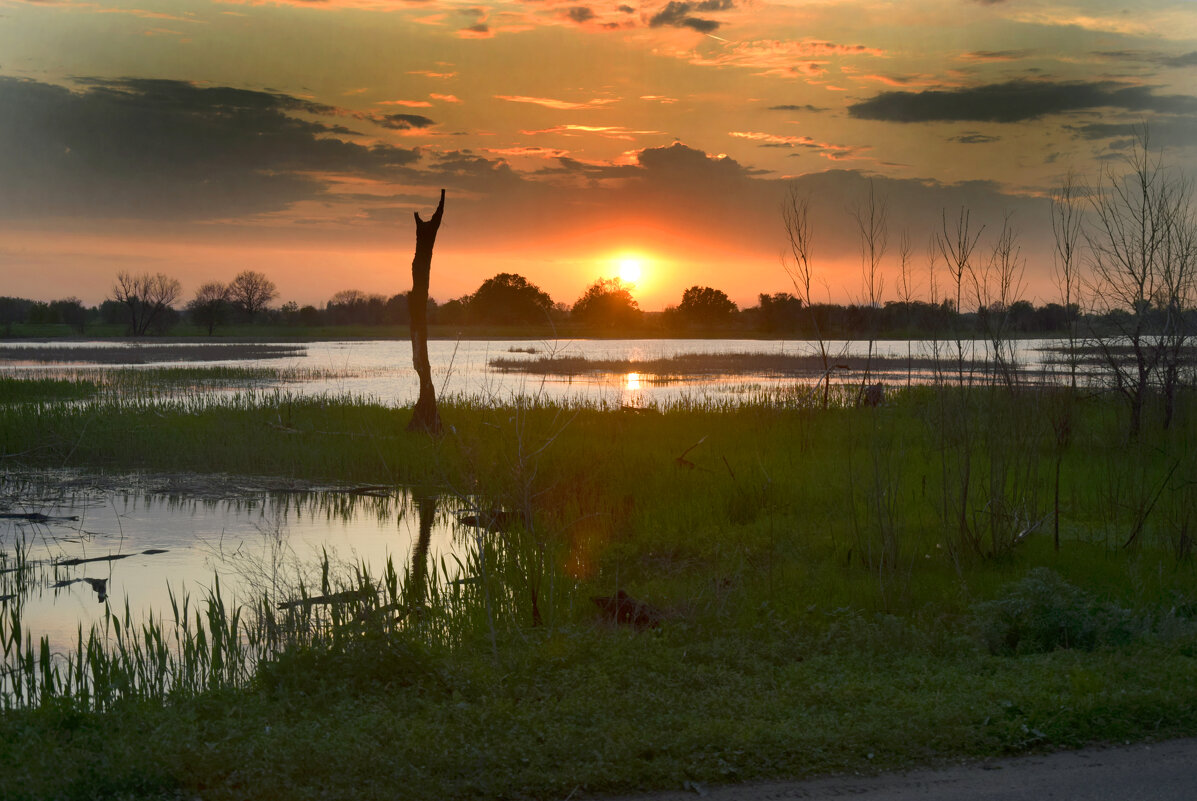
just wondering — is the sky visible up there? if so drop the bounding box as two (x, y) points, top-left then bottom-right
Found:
(1, 0), (1195, 311)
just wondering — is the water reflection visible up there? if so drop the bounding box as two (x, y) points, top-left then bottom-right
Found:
(0, 337), (1092, 407)
(0, 475), (468, 652)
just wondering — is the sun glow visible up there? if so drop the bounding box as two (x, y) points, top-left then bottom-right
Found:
(617, 256), (643, 285)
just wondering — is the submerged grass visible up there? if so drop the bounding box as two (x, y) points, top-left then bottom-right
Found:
(0, 377), (99, 403)
(0, 379), (1195, 798)
(0, 342), (306, 365)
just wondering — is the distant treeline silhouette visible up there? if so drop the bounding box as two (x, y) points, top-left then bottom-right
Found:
(4, 274), (1187, 338)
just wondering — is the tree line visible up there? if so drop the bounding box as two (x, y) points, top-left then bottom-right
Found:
(2, 272), (1129, 338)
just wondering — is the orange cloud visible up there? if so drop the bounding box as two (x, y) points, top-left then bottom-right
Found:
(684, 38), (884, 78)
(728, 130), (869, 161)
(523, 124), (662, 140)
(845, 71), (952, 88)
(407, 70), (457, 79)
(484, 146), (571, 159)
(378, 99), (435, 107)
(496, 95), (618, 110)
(457, 23), (495, 39)
(430, 93), (461, 103)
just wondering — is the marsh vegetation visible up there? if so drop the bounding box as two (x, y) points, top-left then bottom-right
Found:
(0, 355), (1193, 798)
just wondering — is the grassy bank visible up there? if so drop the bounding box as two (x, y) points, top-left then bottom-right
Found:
(0, 384), (1195, 799)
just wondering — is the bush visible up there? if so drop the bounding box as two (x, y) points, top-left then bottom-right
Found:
(970, 568), (1139, 655)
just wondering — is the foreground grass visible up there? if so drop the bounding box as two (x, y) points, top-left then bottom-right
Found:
(0, 384), (1195, 799)
(3, 620), (1196, 801)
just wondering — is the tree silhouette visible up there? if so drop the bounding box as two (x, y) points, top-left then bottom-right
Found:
(187, 281), (230, 336)
(326, 290), (386, 325)
(111, 271), (181, 336)
(228, 270), (277, 322)
(571, 278), (641, 330)
(677, 285), (737, 327)
(468, 273), (553, 325)
(1085, 128), (1196, 436)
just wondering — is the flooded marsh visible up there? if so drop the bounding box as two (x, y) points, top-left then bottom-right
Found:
(0, 472), (471, 657)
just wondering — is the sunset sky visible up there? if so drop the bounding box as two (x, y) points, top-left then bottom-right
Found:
(1, 0), (1195, 311)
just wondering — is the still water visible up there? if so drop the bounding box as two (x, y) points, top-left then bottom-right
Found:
(0, 337), (1074, 406)
(0, 474), (467, 653)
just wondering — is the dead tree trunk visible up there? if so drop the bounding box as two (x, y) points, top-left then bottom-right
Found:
(407, 189), (445, 435)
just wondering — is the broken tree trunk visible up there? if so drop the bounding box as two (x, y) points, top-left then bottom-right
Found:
(407, 189), (445, 435)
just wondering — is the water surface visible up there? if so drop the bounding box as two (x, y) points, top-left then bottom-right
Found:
(0, 337), (1081, 406)
(0, 473), (467, 652)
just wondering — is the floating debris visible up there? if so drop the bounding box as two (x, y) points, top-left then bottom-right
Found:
(0, 513), (80, 523)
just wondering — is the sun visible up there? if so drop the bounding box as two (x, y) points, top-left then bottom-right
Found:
(617, 256), (643, 285)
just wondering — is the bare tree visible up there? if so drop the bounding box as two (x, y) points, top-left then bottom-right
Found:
(1051, 170), (1086, 388)
(970, 213), (1026, 389)
(408, 190), (446, 435)
(937, 208), (985, 384)
(851, 180), (888, 401)
(1085, 127), (1192, 437)
(896, 230), (917, 385)
(187, 281), (230, 336)
(110, 271), (182, 336)
(781, 183), (832, 407)
(1156, 180), (1197, 428)
(228, 270), (278, 322)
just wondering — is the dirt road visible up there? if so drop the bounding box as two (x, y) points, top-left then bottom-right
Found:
(601, 738), (1197, 801)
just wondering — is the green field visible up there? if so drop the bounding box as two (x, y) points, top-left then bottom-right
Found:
(0, 375), (1194, 800)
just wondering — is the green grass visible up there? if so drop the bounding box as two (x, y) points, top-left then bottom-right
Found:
(0, 376), (99, 403)
(0, 381), (1195, 799)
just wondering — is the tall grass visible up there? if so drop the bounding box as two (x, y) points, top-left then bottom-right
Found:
(0, 530), (520, 712)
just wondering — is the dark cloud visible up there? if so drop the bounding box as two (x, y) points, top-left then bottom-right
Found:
(1064, 118), (1197, 150)
(767, 104), (827, 113)
(566, 6), (594, 23)
(648, 0), (732, 33)
(618, 3), (635, 11)
(1095, 49), (1197, 68)
(1162, 51), (1197, 68)
(949, 132), (1000, 144)
(376, 113), (437, 129)
(636, 141), (761, 180)
(0, 76), (420, 220)
(960, 50), (1034, 62)
(462, 23), (489, 34)
(848, 80), (1197, 123)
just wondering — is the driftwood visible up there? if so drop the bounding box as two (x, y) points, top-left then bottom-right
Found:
(55, 548), (166, 567)
(51, 577), (108, 602)
(674, 436), (708, 471)
(277, 588), (374, 610)
(0, 512), (80, 523)
(591, 590), (663, 629)
(407, 189), (446, 435)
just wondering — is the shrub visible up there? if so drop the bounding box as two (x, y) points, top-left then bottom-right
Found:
(971, 568), (1139, 655)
